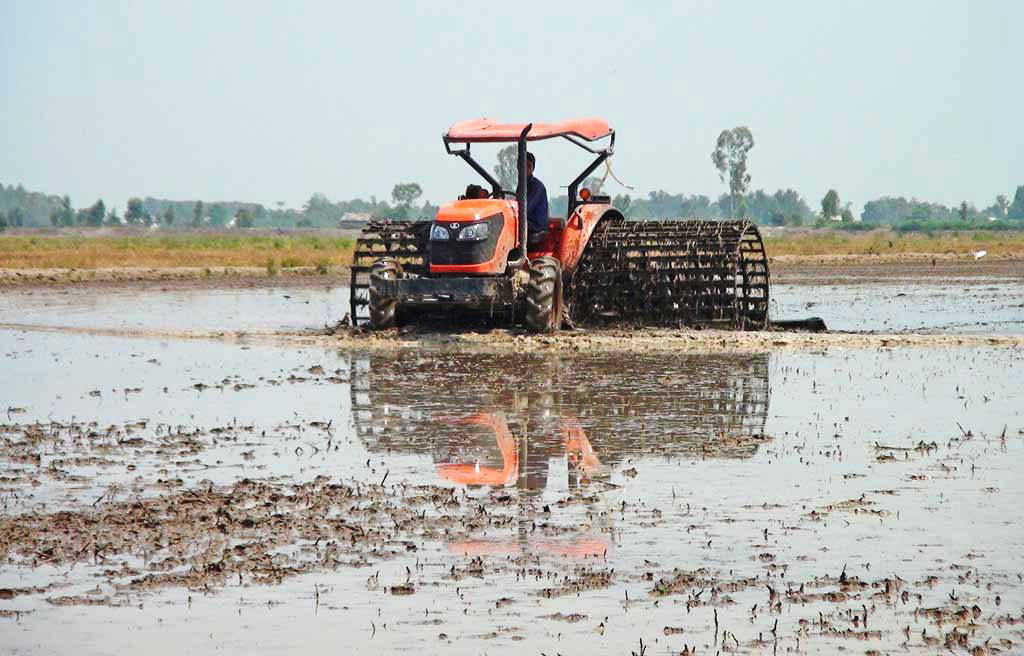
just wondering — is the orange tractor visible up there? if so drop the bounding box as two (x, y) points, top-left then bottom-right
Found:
(350, 118), (770, 332)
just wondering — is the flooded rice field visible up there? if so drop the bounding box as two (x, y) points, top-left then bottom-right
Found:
(1, 282), (1023, 654)
(1, 274), (1023, 335)
(772, 280), (1024, 334)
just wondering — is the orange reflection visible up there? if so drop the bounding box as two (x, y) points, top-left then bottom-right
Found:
(562, 415), (605, 479)
(447, 537), (608, 559)
(436, 410), (610, 560)
(435, 412), (518, 486)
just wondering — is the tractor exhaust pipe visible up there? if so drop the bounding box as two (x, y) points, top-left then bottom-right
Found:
(506, 123), (532, 271)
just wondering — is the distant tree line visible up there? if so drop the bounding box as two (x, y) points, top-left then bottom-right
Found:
(0, 180), (439, 231)
(3, 176), (1024, 232)
(859, 190), (1024, 224)
(598, 188), (814, 225)
(4, 123), (1023, 231)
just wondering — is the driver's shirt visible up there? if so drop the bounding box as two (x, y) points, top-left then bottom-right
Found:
(526, 175), (549, 233)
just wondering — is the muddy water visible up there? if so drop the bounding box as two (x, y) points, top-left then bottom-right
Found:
(771, 280), (1024, 334)
(2, 278), (1022, 334)
(2, 298), (1023, 655)
(0, 285), (347, 333)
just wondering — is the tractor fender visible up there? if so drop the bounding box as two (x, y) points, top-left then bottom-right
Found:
(557, 205), (623, 273)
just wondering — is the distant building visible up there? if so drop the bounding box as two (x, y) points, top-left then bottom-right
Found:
(338, 212), (372, 229)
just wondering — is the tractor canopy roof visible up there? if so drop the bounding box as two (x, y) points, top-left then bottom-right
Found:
(445, 118), (612, 144)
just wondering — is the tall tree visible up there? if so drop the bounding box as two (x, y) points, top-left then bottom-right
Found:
(192, 200), (204, 227)
(235, 208), (254, 228)
(991, 193), (1007, 215)
(1009, 185), (1024, 220)
(208, 204), (228, 227)
(163, 206), (175, 225)
(391, 183), (422, 206)
(711, 127), (754, 217)
(820, 190), (840, 220)
(613, 193), (632, 215)
(51, 195), (74, 227)
(8, 206), (26, 227)
(680, 194), (716, 218)
(958, 201), (969, 222)
(126, 198), (145, 225)
(991, 192), (1007, 216)
(493, 145), (518, 191)
(86, 199), (106, 226)
(303, 193), (332, 214)
(862, 197), (903, 224)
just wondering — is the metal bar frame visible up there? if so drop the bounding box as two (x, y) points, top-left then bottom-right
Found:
(443, 129), (615, 202)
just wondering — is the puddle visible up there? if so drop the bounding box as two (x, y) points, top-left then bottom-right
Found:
(2, 315), (1023, 654)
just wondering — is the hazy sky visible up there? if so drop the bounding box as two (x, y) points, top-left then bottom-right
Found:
(2, 1), (1021, 214)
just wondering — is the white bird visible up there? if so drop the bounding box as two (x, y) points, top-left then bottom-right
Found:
(973, 250), (987, 260)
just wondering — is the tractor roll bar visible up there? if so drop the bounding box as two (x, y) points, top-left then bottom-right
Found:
(567, 150), (610, 216)
(443, 141), (503, 198)
(506, 124), (532, 271)
(562, 131), (615, 155)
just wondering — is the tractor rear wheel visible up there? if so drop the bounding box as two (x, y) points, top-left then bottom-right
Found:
(369, 258), (401, 329)
(525, 256), (563, 334)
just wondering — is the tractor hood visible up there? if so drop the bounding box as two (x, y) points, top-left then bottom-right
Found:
(429, 198), (518, 274)
(435, 198), (515, 223)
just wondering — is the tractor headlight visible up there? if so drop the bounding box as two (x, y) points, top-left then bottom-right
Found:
(457, 222), (490, 241)
(430, 224), (450, 241)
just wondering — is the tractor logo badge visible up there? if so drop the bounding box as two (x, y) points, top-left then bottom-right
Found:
(450, 223), (460, 229)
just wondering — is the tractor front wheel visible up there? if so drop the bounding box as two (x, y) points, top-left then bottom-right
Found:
(525, 256), (563, 334)
(369, 258), (401, 329)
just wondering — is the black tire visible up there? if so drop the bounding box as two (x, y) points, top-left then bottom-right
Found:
(369, 258), (401, 330)
(525, 256), (563, 333)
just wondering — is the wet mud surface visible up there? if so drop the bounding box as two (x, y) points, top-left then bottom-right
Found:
(1, 281), (1023, 654)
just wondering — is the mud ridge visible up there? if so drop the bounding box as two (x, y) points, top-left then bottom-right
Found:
(3, 321), (1023, 354)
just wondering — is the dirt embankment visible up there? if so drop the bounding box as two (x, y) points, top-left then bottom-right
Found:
(770, 252), (1023, 284)
(1, 252), (1020, 289)
(0, 266), (348, 289)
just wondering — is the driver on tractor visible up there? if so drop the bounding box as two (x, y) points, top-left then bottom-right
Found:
(525, 152), (549, 246)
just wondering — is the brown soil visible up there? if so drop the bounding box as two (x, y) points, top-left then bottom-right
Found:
(770, 253), (1023, 284)
(0, 266), (347, 289)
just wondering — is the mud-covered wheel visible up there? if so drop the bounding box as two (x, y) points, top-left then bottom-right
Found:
(525, 256), (563, 333)
(561, 303), (576, 330)
(369, 258), (401, 329)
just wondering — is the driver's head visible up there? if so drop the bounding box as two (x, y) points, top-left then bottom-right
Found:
(464, 183), (487, 199)
(526, 152), (536, 177)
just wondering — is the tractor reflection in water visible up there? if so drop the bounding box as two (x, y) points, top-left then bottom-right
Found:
(433, 410), (610, 559)
(349, 352), (773, 559)
(348, 352), (772, 465)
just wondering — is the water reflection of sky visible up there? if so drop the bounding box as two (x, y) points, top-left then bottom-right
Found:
(1, 280), (1021, 334)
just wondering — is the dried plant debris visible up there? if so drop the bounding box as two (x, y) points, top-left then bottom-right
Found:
(0, 476), (507, 600)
